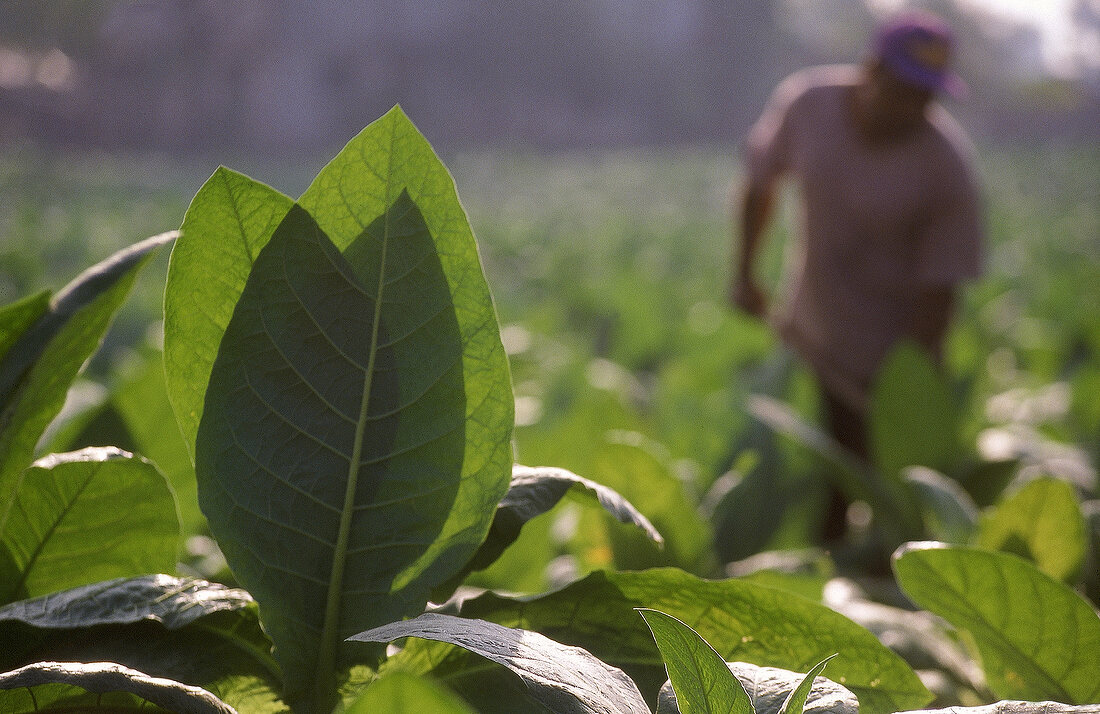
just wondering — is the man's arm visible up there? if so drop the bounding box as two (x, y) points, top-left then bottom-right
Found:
(729, 180), (776, 318)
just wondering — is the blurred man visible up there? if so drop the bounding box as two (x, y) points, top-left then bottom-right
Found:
(730, 13), (984, 531)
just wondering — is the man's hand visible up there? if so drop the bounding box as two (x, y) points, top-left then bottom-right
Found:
(730, 276), (768, 318)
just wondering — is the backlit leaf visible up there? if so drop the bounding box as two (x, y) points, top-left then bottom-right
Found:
(893, 542), (1100, 703)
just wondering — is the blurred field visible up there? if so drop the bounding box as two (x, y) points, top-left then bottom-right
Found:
(2, 139), (1097, 587)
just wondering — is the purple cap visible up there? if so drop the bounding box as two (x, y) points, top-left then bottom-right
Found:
(875, 12), (967, 97)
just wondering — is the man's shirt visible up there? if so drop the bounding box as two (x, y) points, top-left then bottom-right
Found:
(745, 64), (984, 408)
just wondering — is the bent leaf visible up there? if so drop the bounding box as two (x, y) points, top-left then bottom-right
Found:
(351, 613), (650, 714)
(0, 232), (175, 514)
(195, 196), (510, 709)
(0, 661), (236, 714)
(897, 704), (1100, 714)
(0, 447), (179, 604)
(464, 465), (662, 576)
(433, 567), (930, 714)
(893, 543), (1100, 703)
(164, 168), (294, 455)
(638, 608), (753, 714)
(0, 574), (253, 631)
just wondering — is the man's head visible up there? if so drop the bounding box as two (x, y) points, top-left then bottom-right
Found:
(854, 12), (964, 143)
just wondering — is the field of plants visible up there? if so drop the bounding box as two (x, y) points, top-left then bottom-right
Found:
(0, 109), (1097, 713)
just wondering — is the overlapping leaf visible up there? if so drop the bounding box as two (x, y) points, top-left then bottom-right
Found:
(351, 613), (649, 714)
(0, 447), (179, 604)
(412, 568), (930, 714)
(0, 232), (175, 513)
(894, 542), (1100, 704)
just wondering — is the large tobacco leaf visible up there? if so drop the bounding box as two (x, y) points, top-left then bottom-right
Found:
(0, 661), (236, 714)
(190, 108), (512, 711)
(0, 447), (179, 604)
(894, 543), (1100, 704)
(164, 168), (294, 454)
(0, 232), (175, 516)
(351, 613), (649, 714)
(419, 568), (930, 714)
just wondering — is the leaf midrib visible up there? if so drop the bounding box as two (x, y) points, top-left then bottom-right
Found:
(312, 120), (398, 709)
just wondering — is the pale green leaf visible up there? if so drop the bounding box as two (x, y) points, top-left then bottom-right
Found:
(164, 167), (294, 455)
(974, 477), (1086, 582)
(893, 542), (1100, 703)
(345, 671), (474, 714)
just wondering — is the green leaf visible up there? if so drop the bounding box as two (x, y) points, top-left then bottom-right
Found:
(656, 661), (857, 714)
(0, 232), (176, 514)
(893, 542), (1100, 703)
(0, 447), (179, 604)
(195, 194), (510, 708)
(438, 568), (930, 714)
(747, 395), (922, 543)
(345, 671), (475, 714)
(638, 608), (754, 714)
(0, 661), (236, 714)
(0, 577), (284, 713)
(0, 290), (50, 362)
(779, 655), (837, 714)
(463, 465), (662, 576)
(974, 477), (1086, 582)
(164, 168), (294, 456)
(350, 613), (650, 714)
(870, 342), (959, 481)
(0, 574), (253, 632)
(904, 467), (978, 544)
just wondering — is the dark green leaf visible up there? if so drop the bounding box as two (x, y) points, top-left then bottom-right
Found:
(0, 447), (179, 604)
(164, 168), (294, 455)
(0, 290), (50, 362)
(0, 578), (283, 713)
(747, 395), (922, 543)
(0, 232), (175, 510)
(350, 613), (650, 714)
(893, 542), (1100, 703)
(638, 608), (753, 714)
(974, 477), (1086, 582)
(194, 116), (512, 710)
(439, 568), (930, 714)
(0, 661), (236, 714)
(657, 661), (857, 714)
(345, 671), (475, 713)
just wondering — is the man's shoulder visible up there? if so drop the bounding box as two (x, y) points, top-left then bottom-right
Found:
(923, 105), (979, 171)
(777, 64), (861, 100)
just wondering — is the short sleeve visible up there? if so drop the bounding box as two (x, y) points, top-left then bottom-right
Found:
(916, 152), (984, 285)
(744, 71), (807, 189)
